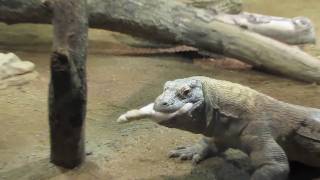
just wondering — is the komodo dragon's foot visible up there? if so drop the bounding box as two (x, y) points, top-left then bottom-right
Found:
(168, 140), (212, 164)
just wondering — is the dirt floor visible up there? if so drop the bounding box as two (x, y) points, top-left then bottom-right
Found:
(1, 0), (320, 180)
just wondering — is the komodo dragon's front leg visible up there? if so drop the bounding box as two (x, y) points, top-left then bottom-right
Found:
(241, 121), (289, 180)
(168, 137), (225, 164)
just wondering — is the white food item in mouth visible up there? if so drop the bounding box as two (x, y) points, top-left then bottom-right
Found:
(117, 114), (129, 123)
(117, 103), (194, 123)
(153, 103), (194, 121)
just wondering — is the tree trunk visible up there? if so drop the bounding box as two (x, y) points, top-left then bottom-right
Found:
(47, 0), (88, 168)
(0, 0), (319, 82)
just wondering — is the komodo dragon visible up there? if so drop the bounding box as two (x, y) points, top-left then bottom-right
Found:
(117, 76), (320, 180)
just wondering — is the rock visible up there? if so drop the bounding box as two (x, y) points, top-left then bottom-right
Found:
(0, 52), (37, 89)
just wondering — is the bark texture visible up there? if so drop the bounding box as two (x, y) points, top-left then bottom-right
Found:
(216, 13), (316, 45)
(186, 0), (243, 14)
(48, 0), (88, 168)
(187, 0), (315, 45)
(0, 0), (320, 82)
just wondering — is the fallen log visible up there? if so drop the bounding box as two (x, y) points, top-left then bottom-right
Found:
(216, 12), (316, 45)
(186, 0), (315, 44)
(0, 0), (315, 45)
(0, 0), (320, 82)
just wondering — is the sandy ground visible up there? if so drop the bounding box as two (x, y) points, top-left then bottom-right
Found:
(1, 47), (320, 180)
(1, 0), (320, 179)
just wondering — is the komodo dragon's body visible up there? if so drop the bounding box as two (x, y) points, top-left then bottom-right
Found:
(117, 76), (320, 180)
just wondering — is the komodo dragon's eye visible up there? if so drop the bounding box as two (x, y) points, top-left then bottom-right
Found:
(179, 86), (191, 97)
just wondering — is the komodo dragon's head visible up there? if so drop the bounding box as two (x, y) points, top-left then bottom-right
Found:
(154, 78), (204, 113)
(153, 77), (207, 133)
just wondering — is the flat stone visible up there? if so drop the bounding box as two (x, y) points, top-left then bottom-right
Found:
(0, 52), (37, 89)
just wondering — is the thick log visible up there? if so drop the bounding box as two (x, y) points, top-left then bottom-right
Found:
(216, 12), (316, 45)
(0, 0), (320, 82)
(48, 0), (88, 168)
(186, 1), (316, 45)
(0, 0), (314, 45)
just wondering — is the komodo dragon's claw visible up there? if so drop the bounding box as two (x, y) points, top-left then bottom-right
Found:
(168, 144), (210, 164)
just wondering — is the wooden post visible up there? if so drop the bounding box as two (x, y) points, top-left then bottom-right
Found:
(47, 0), (88, 168)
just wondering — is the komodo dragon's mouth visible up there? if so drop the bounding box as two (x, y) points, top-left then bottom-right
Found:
(153, 102), (194, 123)
(117, 101), (202, 124)
(154, 101), (204, 124)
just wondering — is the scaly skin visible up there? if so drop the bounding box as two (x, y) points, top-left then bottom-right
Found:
(117, 76), (320, 180)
